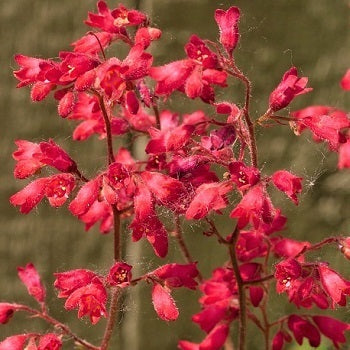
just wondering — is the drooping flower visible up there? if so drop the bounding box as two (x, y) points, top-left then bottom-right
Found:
(271, 170), (303, 205)
(287, 315), (320, 347)
(151, 284), (179, 321)
(0, 303), (21, 324)
(269, 67), (312, 112)
(312, 315), (350, 349)
(229, 161), (260, 191)
(17, 263), (46, 304)
(37, 334), (62, 350)
(0, 334), (30, 350)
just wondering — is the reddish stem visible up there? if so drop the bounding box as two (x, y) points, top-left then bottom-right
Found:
(15, 305), (99, 349)
(228, 227), (247, 350)
(294, 237), (340, 259)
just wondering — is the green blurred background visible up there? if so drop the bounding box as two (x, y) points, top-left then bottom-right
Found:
(1, 0), (349, 349)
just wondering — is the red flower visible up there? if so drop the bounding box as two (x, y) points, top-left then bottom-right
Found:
(69, 176), (101, 216)
(10, 178), (47, 214)
(272, 331), (292, 350)
(135, 27), (162, 49)
(229, 161), (260, 191)
(72, 32), (113, 56)
(150, 35), (227, 103)
(151, 284), (179, 321)
(269, 67), (312, 111)
(312, 315), (350, 349)
(85, 1), (146, 33)
(178, 324), (229, 350)
(0, 303), (21, 324)
(151, 263), (199, 290)
(185, 182), (232, 220)
(17, 263), (46, 304)
(12, 140), (43, 179)
(64, 279), (107, 324)
(291, 105), (349, 151)
(274, 259), (302, 293)
(338, 138), (350, 169)
(37, 334), (62, 350)
(37, 140), (77, 173)
(340, 68), (350, 90)
(271, 170), (303, 205)
(44, 174), (75, 207)
(214, 7), (241, 55)
(287, 315), (320, 347)
(0, 334), (29, 350)
(318, 264), (350, 306)
(107, 262), (132, 287)
(230, 184), (286, 234)
(272, 237), (310, 259)
(236, 231), (267, 262)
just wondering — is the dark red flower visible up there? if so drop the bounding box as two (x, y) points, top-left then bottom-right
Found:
(272, 331), (292, 350)
(107, 262), (132, 287)
(0, 303), (21, 324)
(287, 315), (320, 347)
(17, 263), (46, 304)
(312, 315), (350, 349)
(269, 67), (312, 111)
(229, 161), (260, 191)
(214, 7), (240, 55)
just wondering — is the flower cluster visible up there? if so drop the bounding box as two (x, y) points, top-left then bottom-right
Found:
(2, 1), (350, 350)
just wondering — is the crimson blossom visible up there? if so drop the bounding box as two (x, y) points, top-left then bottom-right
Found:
(2, 1), (350, 350)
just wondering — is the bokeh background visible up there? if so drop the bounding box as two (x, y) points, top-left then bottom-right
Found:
(1, 0), (350, 349)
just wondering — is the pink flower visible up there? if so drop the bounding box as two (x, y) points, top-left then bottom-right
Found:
(269, 67), (312, 111)
(54, 269), (97, 298)
(272, 237), (310, 259)
(64, 279), (107, 324)
(214, 7), (241, 55)
(107, 262), (132, 287)
(0, 334), (29, 350)
(272, 331), (292, 350)
(287, 315), (320, 347)
(178, 324), (229, 350)
(37, 140), (77, 173)
(271, 170), (303, 205)
(150, 35), (227, 103)
(312, 315), (350, 349)
(229, 161), (260, 191)
(0, 303), (21, 324)
(318, 264), (350, 306)
(236, 231), (267, 262)
(291, 105), (349, 151)
(85, 1), (146, 33)
(72, 32), (113, 55)
(151, 263), (199, 290)
(151, 284), (179, 321)
(17, 263), (46, 304)
(274, 259), (302, 293)
(185, 182), (232, 220)
(135, 27), (162, 49)
(44, 174), (75, 207)
(37, 334), (62, 350)
(12, 140), (43, 179)
(10, 178), (47, 214)
(230, 184), (286, 234)
(338, 138), (350, 169)
(340, 68), (350, 90)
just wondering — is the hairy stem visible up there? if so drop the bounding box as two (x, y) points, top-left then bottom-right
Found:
(16, 305), (99, 350)
(228, 227), (247, 350)
(174, 215), (203, 282)
(225, 63), (258, 168)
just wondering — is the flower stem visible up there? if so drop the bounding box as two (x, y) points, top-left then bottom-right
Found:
(228, 227), (247, 350)
(16, 305), (99, 350)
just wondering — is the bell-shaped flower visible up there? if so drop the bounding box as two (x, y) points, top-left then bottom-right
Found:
(287, 315), (320, 347)
(214, 6), (240, 55)
(229, 161), (260, 191)
(151, 284), (179, 321)
(269, 67), (312, 112)
(271, 170), (302, 205)
(107, 262), (132, 287)
(312, 315), (350, 349)
(340, 68), (350, 90)
(17, 263), (46, 304)
(37, 334), (62, 350)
